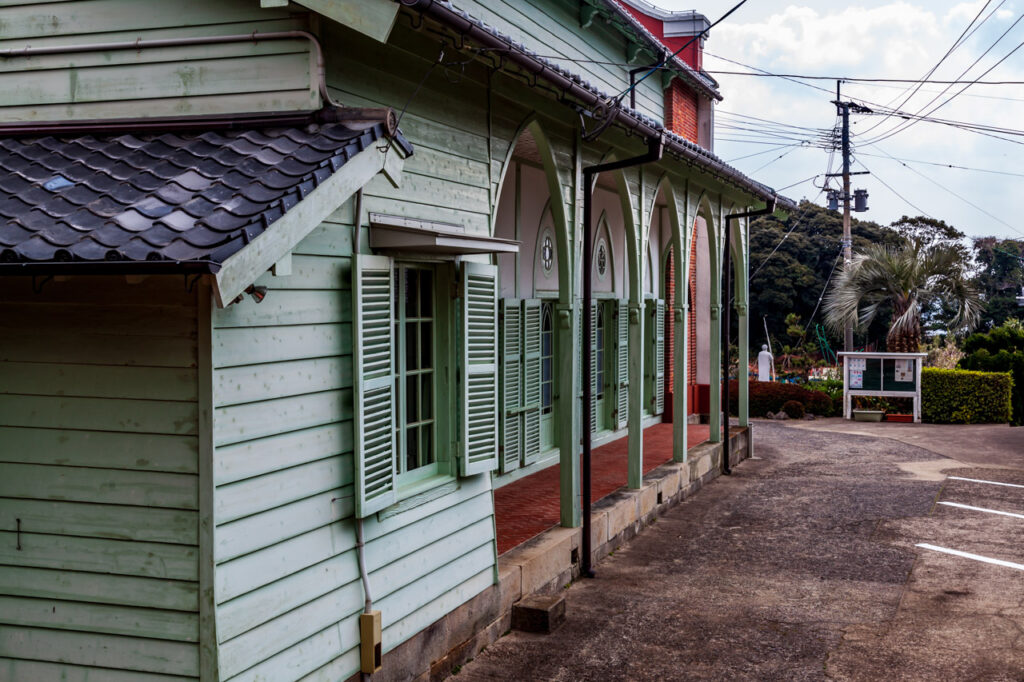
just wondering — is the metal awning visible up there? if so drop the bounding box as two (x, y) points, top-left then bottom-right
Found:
(368, 213), (518, 254)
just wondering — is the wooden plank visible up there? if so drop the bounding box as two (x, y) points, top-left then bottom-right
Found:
(0, 658), (192, 682)
(0, 463), (197, 510)
(0, 394), (197, 435)
(213, 422), (351, 487)
(0, 302), (197, 338)
(367, 472), (490, 539)
(213, 389), (351, 447)
(216, 580), (363, 678)
(366, 168), (491, 214)
(212, 290), (351, 329)
(225, 617), (359, 682)
(214, 488), (352, 567)
(0, 275), (195, 306)
(0, 90), (316, 123)
(214, 357), (351, 408)
(382, 568), (493, 655)
(0, 332), (197, 367)
(253, 254), (351, 291)
(293, 223), (354, 257)
(0, 532), (197, 581)
(196, 283), (219, 681)
(0, 498), (196, 545)
(1, 362), (197, 402)
(0, 427), (198, 474)
(0, 565), (197, 612)
(0, 596), (199, 643)
(215, 549), (359, 642)
(0, 626), (198, 677)
(0, 0), (288, 39)
(295, 0), (398, 43)
(215, 454), (352, 525)
(212, 324), (350, 368)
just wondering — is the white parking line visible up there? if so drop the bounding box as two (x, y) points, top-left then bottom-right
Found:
(937, 501), (1024, 520)
(916, 543), (1024, 571)
(947, 476), (1024, 489)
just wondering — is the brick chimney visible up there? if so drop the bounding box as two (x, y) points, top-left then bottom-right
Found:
(617, 0), (713, 147)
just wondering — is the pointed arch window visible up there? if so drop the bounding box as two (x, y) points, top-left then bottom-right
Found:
(541, 302), (554, 415)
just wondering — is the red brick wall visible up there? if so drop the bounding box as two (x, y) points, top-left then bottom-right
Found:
(617, 3), (702, 71)
(664, 82), (699, 144)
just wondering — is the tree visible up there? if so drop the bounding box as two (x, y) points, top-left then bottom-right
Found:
(972, 237), (1024, 330)
(823, 238), (982, 352)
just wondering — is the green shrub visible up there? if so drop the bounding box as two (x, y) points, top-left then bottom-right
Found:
(959, 321), (1024, 426)
(921, 367), (1012, 424)
(803, 380), (840, 416)
(728, 380), (832, 417)
(782, 400), (805, 419)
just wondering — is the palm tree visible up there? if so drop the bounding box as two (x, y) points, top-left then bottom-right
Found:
(824, 238), (982, 352)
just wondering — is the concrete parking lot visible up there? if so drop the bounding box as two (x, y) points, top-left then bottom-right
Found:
(455, 420), (1024, 681)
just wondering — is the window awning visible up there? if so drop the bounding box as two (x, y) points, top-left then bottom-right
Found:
(368, 213), (518, 254)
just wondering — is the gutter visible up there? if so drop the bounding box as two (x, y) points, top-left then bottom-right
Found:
(398, 0), (794, 210)
(581, 135), (664, 578)
(721, 199), (776, 474)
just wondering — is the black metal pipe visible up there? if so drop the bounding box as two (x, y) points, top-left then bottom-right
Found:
(721, 199), (776, 474)
(581, 136), (664, 578)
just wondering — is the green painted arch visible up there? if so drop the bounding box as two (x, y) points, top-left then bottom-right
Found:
(649, 173), (687, 304)
(587, 151), (642, 305)
(493, 116), (573, 301)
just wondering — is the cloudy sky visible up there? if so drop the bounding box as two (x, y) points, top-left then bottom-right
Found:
(657, 0), (1024, 240)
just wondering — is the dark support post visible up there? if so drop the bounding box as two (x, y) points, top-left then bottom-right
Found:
(722, 199), (776, 475)
(581, 136), (663, 578)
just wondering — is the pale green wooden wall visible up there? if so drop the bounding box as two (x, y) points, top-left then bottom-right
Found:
(0, 276), (201, 681)
(0, 0), (316, 123)
(208, 204), (495, 682)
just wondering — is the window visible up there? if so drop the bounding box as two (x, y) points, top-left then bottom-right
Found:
(394, 265), (437, 481)
(541, 302), (554, 415)
(596, 304), (605, 402)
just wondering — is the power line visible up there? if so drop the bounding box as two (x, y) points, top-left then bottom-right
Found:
(853, 159), (935, 219)
(855, 151), (1024, 179)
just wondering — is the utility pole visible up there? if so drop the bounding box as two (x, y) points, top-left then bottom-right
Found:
(838, 81), (853, 353)
(828, 81), (872, 353)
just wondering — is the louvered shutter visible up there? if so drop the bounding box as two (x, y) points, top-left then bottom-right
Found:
(616, 299), (629, 430)
(590, 301), (599, 434)
(461, 262), (500, 475)
(499, 300), (522, 474)
(522, 299), (542, 464)
(654, 298), (666, 415)
(353, 255), (396, 518)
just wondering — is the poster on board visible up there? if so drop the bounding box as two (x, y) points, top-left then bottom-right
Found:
(849, 358), (866, 371)
(894, 359), (913, 383)
(850, 370), (864, 389)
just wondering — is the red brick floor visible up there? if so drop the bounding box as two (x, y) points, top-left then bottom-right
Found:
(494, 422), (711, 555)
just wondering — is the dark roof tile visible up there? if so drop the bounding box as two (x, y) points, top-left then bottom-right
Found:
(0, 115), (399, 268)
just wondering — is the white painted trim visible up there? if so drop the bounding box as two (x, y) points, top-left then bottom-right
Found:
(916, 543), (1024, 571)
(937, 501), (1024, 519)
(213, 141), (402, 307)
(948, 476), (1024, 489)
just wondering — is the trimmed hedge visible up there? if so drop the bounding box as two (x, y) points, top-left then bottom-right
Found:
(727, 380), (834, 417)
(921, 367), (1012, 424)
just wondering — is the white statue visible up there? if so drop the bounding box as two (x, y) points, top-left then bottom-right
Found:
(757, 344), (775, 382)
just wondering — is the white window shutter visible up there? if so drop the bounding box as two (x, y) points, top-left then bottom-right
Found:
(522, 299), (542, 464)
(654, 298), (666, 415)
(461, 262), (500, 475)
(616, 299), (629, 430)
(353, 254), (396, 518)
(499, 299), (522, 474)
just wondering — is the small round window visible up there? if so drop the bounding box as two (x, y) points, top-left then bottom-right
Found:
(541, 234), (554, 274)
(596, 239), (608, 280)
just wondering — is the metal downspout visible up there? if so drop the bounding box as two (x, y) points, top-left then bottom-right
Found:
(581, 136), (664, 578)
(721, 199), (776, 474)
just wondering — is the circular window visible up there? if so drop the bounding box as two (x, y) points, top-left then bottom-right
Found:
(596, 240), (608, 280)
(541, 234), (554, 274)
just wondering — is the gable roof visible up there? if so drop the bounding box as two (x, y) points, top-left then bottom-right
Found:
(0, 118), (403, 272)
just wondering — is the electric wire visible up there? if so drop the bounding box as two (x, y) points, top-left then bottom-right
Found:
(853, 159), (935, 219)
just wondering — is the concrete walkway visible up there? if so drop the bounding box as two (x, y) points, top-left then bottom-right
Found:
(456, 420), (1024, 680)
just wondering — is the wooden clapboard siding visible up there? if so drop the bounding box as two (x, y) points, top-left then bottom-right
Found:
(211, 223), (498, 681)
(0, 275), (201, 680)
(0, 0), (316, 123)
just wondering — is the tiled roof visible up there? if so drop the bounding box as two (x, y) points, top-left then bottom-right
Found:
(0, 119), (402, 269)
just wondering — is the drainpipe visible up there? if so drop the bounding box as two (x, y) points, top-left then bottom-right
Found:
(581, 135), (664, 578)
(721, 199), (776, 474)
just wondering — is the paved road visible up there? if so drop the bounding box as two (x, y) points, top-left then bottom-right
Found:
(456, 421), (1024, 681)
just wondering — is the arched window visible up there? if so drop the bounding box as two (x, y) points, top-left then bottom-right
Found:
(541, 302), (554, 415)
